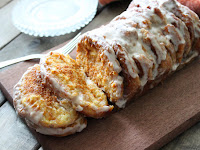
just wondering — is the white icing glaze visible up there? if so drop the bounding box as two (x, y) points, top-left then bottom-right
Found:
(76, 105), (84, 112)
(34, 117), (87, 136)
(112, 76), (124, 99)
(159, 0), (200, 41)
(70, 77), (113, 113)
(172, 63), (179, 71)
(115, 98), (127, 108)
(160, 0), (175, 10)
(84, 32), (122, 74)
(133, 53), (154, 86)
(103, 49), (122, 73)
(179, 5), (200, 40)
(85, 2), (173, 91)
(182, 51), (199, 65)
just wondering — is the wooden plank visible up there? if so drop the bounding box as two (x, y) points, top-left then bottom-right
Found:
(0, 31), (80, 64)
(0, 0), (12, 8)
(0, 0), (21, 49)
(0, 102), (39, 150)
(162, 122), (200, 149)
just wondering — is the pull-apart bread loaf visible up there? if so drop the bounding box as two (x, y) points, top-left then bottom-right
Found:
(76, 0), (200, 108)
(14, 0), (200, 136)
(13, 65), (87, 136)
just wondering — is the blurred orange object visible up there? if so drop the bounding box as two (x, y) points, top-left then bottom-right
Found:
(99, 0), (118, 5)
(178, 0), (200, 16)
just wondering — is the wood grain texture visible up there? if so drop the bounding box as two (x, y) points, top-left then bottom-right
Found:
(0, 102), (39, 150)
(162, 122), (200, 150)
(0, 0), (20, 49)
(0, 30), (79, 64)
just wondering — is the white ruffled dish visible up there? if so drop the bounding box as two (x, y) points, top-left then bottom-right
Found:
(12, 0), (98, 37)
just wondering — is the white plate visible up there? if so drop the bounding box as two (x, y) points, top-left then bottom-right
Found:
(12, 0), (98, 37)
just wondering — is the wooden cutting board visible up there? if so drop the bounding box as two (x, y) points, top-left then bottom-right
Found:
(1, 1), (200, 150)
(1, 44), (200, 150)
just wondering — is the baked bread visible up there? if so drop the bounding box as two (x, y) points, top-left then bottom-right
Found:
(40, 52), (114, 118)
(76, 33), (124, 105)
(157, 0), (200, 53)
(76, 0), (200, 108)
(13, 64), (87, 136)
(13, 0), (200, 137)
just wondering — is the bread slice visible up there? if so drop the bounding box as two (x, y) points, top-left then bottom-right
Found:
(76, 34), (124, 105)
(13, 64), (87, 136)
(40, 52), (113, 118)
